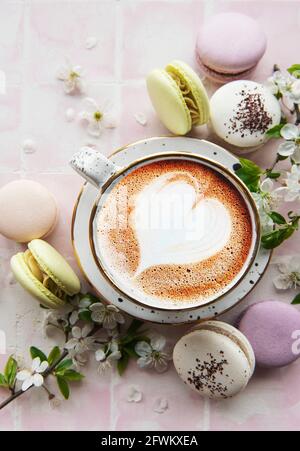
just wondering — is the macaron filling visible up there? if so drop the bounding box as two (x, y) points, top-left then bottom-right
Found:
(24, 250), (68, 301)
(199, 58), (256, 78)
(166, 68), (201, 125)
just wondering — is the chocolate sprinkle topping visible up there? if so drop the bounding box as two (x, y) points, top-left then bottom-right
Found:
(226, 88), (273, 136)
(187, 351), (230, 398)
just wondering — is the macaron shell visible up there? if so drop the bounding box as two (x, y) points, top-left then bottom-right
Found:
(0, 180), (58, 243)
(28, 239), (81, 296)
(210, 80), (281, 148)
(146, 68), (192, 135)
(239, 301), (300, 368)
(196, 13), (267, 75)
(173, 323), (253, 399)
(166, 60), (210, 125)
(194, 320), (255, 376)
(11, 253), (65, 309)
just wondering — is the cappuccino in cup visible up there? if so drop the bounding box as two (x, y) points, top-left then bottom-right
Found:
(92, 157), (255, 310)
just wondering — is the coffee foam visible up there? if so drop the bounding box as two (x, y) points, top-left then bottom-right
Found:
(95, 159), (253, 308)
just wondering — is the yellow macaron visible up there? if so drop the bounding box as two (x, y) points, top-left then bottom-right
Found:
(11, 239), (81, 309)
(146, 60), (210, 135)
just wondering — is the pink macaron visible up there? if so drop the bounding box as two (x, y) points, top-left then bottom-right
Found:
(0, 180), (58, 243)
(238, 301), (300, 368)
(196, 12), (267, 84)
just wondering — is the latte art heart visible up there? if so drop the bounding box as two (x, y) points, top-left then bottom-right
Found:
(95, 159), (253, 309)
(132, 173), (231, 275)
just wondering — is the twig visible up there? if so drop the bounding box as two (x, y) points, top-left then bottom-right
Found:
(294, 104), (300, 125)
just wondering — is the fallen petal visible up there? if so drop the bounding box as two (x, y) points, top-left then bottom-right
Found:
(134, 112), (147, 126)
(127, 385), (143, 403)
(153, 397), (169, 414)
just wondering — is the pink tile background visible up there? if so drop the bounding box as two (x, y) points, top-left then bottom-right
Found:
(0, 0), (300, 431)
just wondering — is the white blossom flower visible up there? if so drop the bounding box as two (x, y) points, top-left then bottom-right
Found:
(16, 357), (49, 392)
(266, 70), (300, 104)
(78, 97), (117, 137)
(277, 165), (300, 202)
(65, 324), (96, 354)
(266, 70), (288, 96)
(255, 178), (281, 211)
(42, 301), (81, 335)
(67, 295), (94, 326)
(273, 255), (300, 290)
(278, 124), (300, 163)
(90, 303), (124, 329)
(135, 334), (172, 373)
(252, 178), (282, 234)
(68, 349), (88, 369)
(57, 60), (85, 94)
(95, 340), (121, 374)
(42, 306), (72, 336)
(289, 79), (300, 104)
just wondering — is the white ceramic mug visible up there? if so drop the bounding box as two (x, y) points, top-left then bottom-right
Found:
(70, 146), (260, 311)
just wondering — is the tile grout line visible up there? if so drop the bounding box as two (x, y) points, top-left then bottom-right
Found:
(202, 397), (211, 431)
(19, 1), (31, 179)
(199, 0), (218, 430)
(109, 0), (123, 431)
(13, 0), (32, 431)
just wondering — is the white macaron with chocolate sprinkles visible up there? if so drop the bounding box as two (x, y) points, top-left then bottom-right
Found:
(173, 321), (255, 399)
(210, 80), (281, 152)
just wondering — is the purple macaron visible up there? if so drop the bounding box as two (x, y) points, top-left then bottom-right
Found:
(195, 12), (267, 84)
(238, 301), (300, 368)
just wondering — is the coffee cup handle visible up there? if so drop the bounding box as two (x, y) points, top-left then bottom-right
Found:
(69, 147), (121, 189)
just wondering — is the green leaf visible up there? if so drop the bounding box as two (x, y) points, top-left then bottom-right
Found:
(291, 293), (300, 305)
(123, 346), (138, 359)
(265, 171), (281, 179)
(62, 370), (84, 382)
(80, 292), (99, 305)
(56, 376), (70, 400)
(4, 356), (18, 388)
(48, 346), (61, 366)
(78, 310), (92, 322)
(266, 123), (285, 138)
(117, 353), (130, 376)
(30, 346), (47, 362)
(0, 373), (8, 388)
(55, 359), (73, 373)
(287, 64), (300, 75)
(262, 225), (296, 249)
(268, 211), (286, 225)
(126, 319), (144, 336)
(234, 158), (263, 192)
(277, 154), (289, 161)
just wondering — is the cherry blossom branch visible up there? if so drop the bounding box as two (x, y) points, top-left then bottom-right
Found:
(294, 104), (300, 125)
(0, 349), (68, 410)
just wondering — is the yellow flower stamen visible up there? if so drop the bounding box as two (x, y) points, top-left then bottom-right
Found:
(69, 71), (79, 80)
(94, 111), (103, 122)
